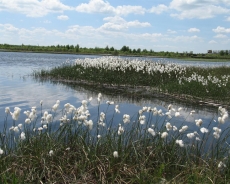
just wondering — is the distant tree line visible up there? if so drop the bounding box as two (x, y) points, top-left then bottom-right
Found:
(0, 43), (230, 59)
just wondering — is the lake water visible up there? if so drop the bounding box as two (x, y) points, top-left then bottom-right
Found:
(0, 51), (229, 131)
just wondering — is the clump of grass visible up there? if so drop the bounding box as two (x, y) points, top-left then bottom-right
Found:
(0, 94), (230, 183)
(33, 57), (230, 105)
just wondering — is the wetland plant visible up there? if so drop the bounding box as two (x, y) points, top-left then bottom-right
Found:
(0, 93), (230, 183)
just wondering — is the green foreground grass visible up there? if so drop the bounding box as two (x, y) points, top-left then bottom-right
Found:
(1, 100), (230, 183)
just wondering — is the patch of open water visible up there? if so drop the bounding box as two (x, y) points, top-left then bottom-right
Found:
(0, 51), (229, 132)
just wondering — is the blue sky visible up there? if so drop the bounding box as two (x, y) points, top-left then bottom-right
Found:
(0, 0), (230, 53)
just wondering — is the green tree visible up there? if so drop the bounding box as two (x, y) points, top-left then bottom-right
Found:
(75, 44), (80, 52)
(219, 50), (225, 56)
(105, 45), (109, 51)
(137, 48), (141, 53)
(120, 45), (129, 52)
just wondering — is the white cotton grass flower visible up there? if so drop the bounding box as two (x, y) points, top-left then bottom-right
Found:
(152, 107), (158, 116)
(142, 106), (148, 112)
(99, 112), (105, 122)
(195, 119), (203, 127)
(167, 104), (176, 111)
(218, 161), (226, 168)
(59, 115), (70, 123)
(106, 101), (114, 105)
(88, 97), (92, 102)
(0, 148), (4, 155)
(123, 114), (130, 123)
(49, 150), (54, 156)
(176, 140), (184, 147)
(148, 128), (156, 136)
(97, 135), (101, 139)
(172, 126), (177, 131)
(190, 110), (195, 116)
(213, 127), (221, 134)
(38, 127), (43, 131)
(10, 107), (21, 121)
(165, 122), (172, 131)
(218, 106), (228, 124)
(46, 114), (53, 123)
(25, 118), (31, 124)
(81, 100), (88, 106)
(23, 108), (37, 121)
(175, 112), (180, 117)
(98, 93), (102, 102)
(20, 132), (26, 140)
(161, 132), (168, 139)
(139, 115), (146, 124)
(178, 107), (183, 111)
(118, 124), (124, 135)
(187, 133), (195, 139)
(213, 127), (222, 139)
(52, 100), (60, 111)
(43, 125), (48, 129)
(85, 120), (93, 130)
(200, 127), (209, 133)
(113, 151), (118, 158)
(158, 109), (163, 116)
(179, 125), (188, 133)
(115, 105), (120, 113)
(213, 132), (220, 139)
(165, 111), (172, 119)
(168, 104), (172, 110)
(147, 107), (151, 112)
(13, 126), (19, 133)
(5, 107), (10, 114)
(18, 124), (23, 129)
(40, 100), (43, 105)
(9, 126), (14, 131)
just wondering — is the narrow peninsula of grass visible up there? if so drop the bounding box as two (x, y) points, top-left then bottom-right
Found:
(34, 57), (230, 106)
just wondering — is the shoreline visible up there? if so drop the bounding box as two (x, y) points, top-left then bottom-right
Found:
(37, 76), (229, 109)
(1, 49), (230, 61)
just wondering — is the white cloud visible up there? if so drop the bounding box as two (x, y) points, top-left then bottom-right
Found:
(0, 0), (73, 17)
(149, 4), (168, 14)
(213, 26), (230, 33)
(170, 0), (230, 19)
(100, 16), (151, 31)
(0, 24), (18, 31)
(165, 35), (203, 42)
(227, 16), (230, 21)
(214, 34), (227, 38)
(188, 28), (200, 32)
(57, 15), (69, 20)
(75, 0), (113, 14)
(209, 40), (217, 44)
(43, 20), (51, 24)
(138, 33), (163, 42)
(75, 0), (145, 15)
(167, 29), (177, 34)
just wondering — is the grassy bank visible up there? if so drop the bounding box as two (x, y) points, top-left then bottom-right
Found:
(34, 57), (230, 106)
(1, 43), (230, 60)
(1, 94), (230, 183)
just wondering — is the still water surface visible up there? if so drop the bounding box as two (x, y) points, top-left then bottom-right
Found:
(0, 51), (229, 130)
